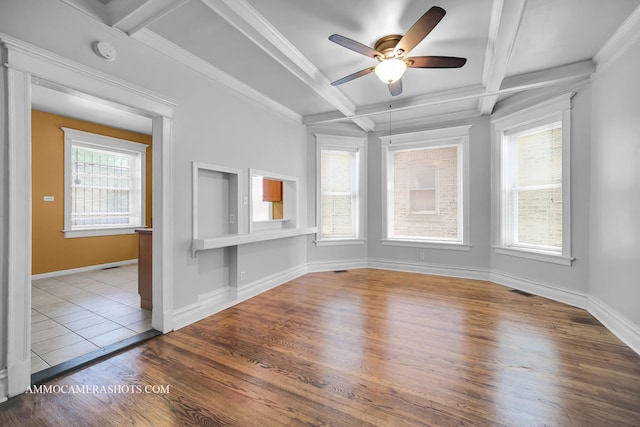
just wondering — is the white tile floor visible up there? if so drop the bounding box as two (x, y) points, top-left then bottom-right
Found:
(31, 264), (152, 373)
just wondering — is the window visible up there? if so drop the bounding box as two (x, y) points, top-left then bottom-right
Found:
(63, 128), (147, 238)
(316, 134), (366, 245)
(381, 126), (470, 249)
(492, 93), (573, 265)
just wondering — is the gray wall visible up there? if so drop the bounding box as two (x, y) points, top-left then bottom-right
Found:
(0, 0), (309, 338)
(490, 86), (592, 296)
(590, 38), (640, 327)
(367, 117), (492, 274)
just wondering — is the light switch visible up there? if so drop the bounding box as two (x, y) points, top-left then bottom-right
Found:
(43, 196), (54, 202)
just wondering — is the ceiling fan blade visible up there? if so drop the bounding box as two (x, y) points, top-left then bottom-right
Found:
(329, 34), (382, 58)
(330, 67), (376, 86)
(395, 6), (446, 56)
(389, 79), (402, 96)
(407, 56), (467, 68)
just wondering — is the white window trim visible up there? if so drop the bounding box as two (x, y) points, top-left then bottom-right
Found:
(63, 127), (148, 238)
(491, 93), (574, 265)
(315, 134), (367, 246)
(380, 125), (470, 249)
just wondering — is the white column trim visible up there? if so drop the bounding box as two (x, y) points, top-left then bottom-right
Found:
(6, 66), (32, 397)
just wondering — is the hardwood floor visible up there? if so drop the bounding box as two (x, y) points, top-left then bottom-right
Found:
(2, 269), (640, 426)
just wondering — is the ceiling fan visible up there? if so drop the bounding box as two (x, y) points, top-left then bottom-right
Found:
(329, 6), (466, 96)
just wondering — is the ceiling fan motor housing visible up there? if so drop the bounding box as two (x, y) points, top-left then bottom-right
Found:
(374, 34), (404, 58)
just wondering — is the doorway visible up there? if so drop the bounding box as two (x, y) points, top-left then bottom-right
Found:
(3, 34), (174, 397)
(29, 98), (154, 376)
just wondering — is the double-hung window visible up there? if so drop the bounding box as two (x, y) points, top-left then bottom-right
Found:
(316, 134), (366, 245)
(381, 126), (470, 249)
(63, 128), (148, 238)
(492, 93), (573, 264)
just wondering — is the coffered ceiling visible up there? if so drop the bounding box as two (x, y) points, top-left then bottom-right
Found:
(55, 0), (640, 132)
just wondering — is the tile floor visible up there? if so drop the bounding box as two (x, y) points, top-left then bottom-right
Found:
(31, 264), (152, 373)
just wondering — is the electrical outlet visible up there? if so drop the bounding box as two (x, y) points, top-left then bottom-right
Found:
(229, 214), (235, 224)
(419, 252), (425, 260)
(240, 271), (246, 281)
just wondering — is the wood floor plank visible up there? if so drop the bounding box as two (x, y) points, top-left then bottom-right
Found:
(2, 269), (640, 426)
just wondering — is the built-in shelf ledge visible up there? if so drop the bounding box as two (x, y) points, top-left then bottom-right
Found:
(192, 227), (318, 256)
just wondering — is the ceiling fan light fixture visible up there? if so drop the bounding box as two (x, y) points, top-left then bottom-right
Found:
(374, 58), (407, 84)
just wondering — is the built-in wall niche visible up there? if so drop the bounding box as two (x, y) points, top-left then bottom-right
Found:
(249, 169), (298, 233)
(192, 162), (242, 246)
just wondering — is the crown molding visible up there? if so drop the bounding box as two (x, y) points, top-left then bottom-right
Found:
(372, 109), (482, 134)
(131, 28), (303, 123)
(593, 4), (640, 74)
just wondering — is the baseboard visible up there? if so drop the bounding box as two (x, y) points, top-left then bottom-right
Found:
(368, 259), (491, 281)
(172, 264), (308, 330)
(0, 369), (7, 403)
(173, 286), (234, 330)
(31, 259), (138, 280)
(306, 259), (369, 273)
(237, 264), (308, 301)
(490, 270), (588, 309)
(7, 358), (30, 397)
(588, 296), (640, 356)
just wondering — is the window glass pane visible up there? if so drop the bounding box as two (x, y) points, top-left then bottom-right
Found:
(71, 145), (138, 228)
(321, 150), (356, 237)
(510, 123), (562, 249)
(517, 125), (562, 187)
(392, 145), (459, 240)
(517, 188), (562, 248)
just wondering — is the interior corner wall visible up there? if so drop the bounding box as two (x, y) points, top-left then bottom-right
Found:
(490, 85), (592, 300)
(590, 38), (640, 328)
(31, 110), (152, 275)
(366, 116), (492, 277)
(305, 125), (370, 268)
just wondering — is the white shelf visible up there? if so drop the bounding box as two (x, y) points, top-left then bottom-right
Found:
(192, 227), (317, 256)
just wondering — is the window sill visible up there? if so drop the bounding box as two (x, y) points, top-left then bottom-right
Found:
(381, 239), (471, 251)
(493, 246), (575, 266)
(64, 226), (141, 239)
(315, 238), (366, 247)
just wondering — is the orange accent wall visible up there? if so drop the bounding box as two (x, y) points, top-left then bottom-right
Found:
(31, 110), (152, 275)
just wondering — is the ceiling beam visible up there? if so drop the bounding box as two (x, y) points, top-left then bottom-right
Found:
(132, 28), (303, 123)
(501, 60), (595, 91)
(304, 61), (593, 126)
(198, 0), (375, 132)
(477, 0), (527, 115)
(111, 0), (191, 35)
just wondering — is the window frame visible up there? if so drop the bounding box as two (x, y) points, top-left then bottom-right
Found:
(315, 134), (366, 246)
(380, 125), (471, 250)
(62, 127), (148, 238)
(491, 93), (574, 265)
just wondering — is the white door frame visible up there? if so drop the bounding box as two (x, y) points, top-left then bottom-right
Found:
(1, 33), (175, 397)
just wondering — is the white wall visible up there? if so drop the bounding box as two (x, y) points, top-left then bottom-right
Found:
(590, 38), (640, 329)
